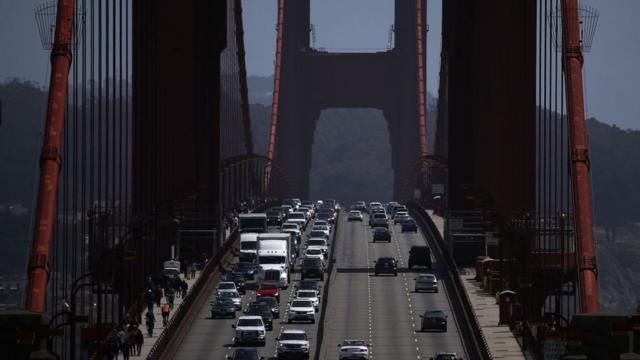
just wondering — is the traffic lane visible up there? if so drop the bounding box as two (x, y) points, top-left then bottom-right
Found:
(319, 216), (370, 359)
(368, 225), (421, 360)
(175, 220), (324, 360)
(392, 222), (467, 359)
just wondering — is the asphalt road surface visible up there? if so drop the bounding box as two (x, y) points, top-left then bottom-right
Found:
(173, 211), (467, 359)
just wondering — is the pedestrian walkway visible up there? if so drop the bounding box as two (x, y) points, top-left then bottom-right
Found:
(425, 210), (526, 359)
(135, 228), (234, 358)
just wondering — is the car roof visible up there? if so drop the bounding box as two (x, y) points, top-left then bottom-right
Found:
(239, 315), (263, 320)
(282, 329), (306, 334)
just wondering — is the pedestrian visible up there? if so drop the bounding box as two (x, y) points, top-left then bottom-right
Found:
(161, 302), (170, 326)
(146, 288), (154, 312)
(145, 311), (155, 337)
(181, 279), (188, 297)
(165, 288), (175, 309)
(127, 327), (136, 356)
(154, 287), (162, 307)
(190, 262), (197, 279)
(134, 325), (144, 355)
(185, 264), (192, 280)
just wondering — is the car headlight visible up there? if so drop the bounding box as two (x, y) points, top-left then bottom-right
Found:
(259, 330), (265, 335)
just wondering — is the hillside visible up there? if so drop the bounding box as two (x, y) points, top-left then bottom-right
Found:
(0, 78), (639, 312)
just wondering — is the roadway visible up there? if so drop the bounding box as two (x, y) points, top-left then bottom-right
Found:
(173, 222), (327, 360)
(172, 210), (467, 359)
(318, 213), (467, 360)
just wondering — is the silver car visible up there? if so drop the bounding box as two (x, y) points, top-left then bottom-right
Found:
(414, 274), (438, 293)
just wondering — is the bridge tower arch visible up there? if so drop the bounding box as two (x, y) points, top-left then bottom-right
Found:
(269, 0), (427, 200)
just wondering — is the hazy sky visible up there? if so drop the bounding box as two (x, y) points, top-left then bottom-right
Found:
(1, 0), (638, 129)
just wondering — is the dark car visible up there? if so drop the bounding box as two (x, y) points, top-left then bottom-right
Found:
(317, 212), (334, 224)
(267, 210), (284, 226)
(211, 298), (236, 319)
(226, 348), (264, 360)
(232, 262), (258, 280)
(372, 227), (391, 242)
(223, 271), (247, 294)
(245, 303), (274, 331)
(255, 296), (280, 318)
(401, 218), (418, 233)
(408, 246), (431, 269)
(374, 257), (398, 276)
(420, 310), (447, 332)
(297, 280), (321, 293)
(301, 258), (324, 281)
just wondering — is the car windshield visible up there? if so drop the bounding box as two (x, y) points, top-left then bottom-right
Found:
(267, 211), (280, 217)
(281, 332), (307, 340)
(215, 298), (234, 306)
(312, 225), (327, 231)
(374, 228), (387, 233)
(310, 231), (326, 237)
(374, 214), (386, 219)
(219, 283), (235, 289)
(419, 275), (436, 281)
(237, 318), (263, 327)
(315, 221), (328, 226)
(349, 211), (360, 215)
(257, 297), (277, 306)
(343, 340), (367, 346)
(303, 259), (321, 266)
(291, 300), (312, 307)
(288, 213), (304, 219)
(308, 240), (326, 246)
(259, 256), (286, 264)
(425, 311), (445, 317)
(297, 291), (315, 298)
(306, 249), (322, 255)
(282, 224), (298, 230)
(240, 242), (256, 250)
(219, 291), (239, 298)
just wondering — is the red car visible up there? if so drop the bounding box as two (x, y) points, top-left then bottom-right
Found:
(256, 281), (280, 302)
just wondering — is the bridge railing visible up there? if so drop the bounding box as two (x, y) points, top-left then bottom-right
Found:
(145, 201), (274, 359)
(408, 202), (493, 360)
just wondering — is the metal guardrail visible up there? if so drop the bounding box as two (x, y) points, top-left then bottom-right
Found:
(146, 229), (239, 359)
(408, 202), (493, 360)
(313, 212), (340, 360)
(146, 201), (275, 359)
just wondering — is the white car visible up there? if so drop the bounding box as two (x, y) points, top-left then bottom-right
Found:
(338, 340), (370, 359)
(306, 238), (328, 257)
(232, 315), (266, 346)
(305, 248), (324, 261)
(414, 274), (438, 293)
(286, 212), (308, 230)
(295, 290), (320, 311)
(314, 220), (332, 232)
(311, 224), (330, 237)
(216, 282), (237, 294)
(287, 300), (315, 323)
(277, 329), (310, 359)
(281, 222), (302, 242)
(347, 210), (363, 221)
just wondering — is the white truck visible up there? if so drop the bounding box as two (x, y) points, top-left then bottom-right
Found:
(255, 233), (293, 288)
(239, 213), (267, 233)
(239, 232), (259, 262)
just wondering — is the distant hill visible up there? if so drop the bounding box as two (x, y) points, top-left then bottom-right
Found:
(1, 78), (639, 312)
